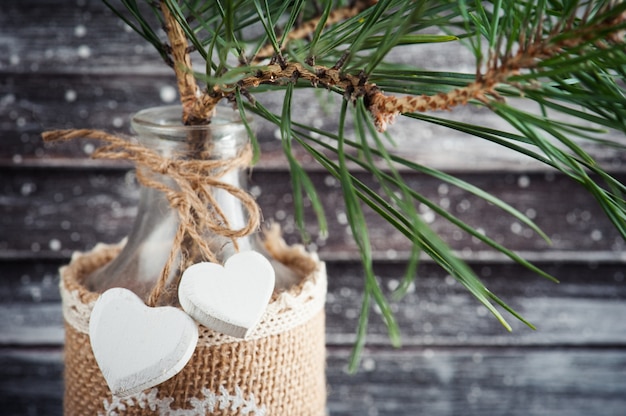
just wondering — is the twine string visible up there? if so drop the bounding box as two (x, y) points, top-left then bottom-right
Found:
(43, 129), (261, 306)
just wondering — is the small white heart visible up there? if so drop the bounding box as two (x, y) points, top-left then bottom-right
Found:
(89, 288), (198, 397)
(178, 250), (275, 339)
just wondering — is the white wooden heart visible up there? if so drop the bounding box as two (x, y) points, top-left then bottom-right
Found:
(178, 250), (276, 339)
(89, 288), (198, 397)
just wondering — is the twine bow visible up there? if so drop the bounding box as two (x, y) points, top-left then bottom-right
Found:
(43, 129), (261, 306)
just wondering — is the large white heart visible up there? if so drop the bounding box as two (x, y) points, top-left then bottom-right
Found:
(178, 250), (276, 339)
(89, 288), (198, 397)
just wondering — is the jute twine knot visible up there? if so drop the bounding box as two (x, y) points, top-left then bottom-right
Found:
(43, 128), (261, 306)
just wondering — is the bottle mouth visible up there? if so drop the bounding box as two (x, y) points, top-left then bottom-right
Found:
(130, 105), (251, 157)
(131, 105), (248, 137)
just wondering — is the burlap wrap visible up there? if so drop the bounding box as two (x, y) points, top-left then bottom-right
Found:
(60, 242), (327, 416)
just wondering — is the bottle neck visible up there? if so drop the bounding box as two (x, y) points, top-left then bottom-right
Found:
(132, 106), (253, 261)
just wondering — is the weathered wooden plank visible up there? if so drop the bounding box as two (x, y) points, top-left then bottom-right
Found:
(0, 304), (63, 346)
(2, 347), (625, 416)
(325, 260), (626, 346)
(0, 72), (177, 161)
(0, 73), (314, 164)
(1, 167), (137, 257)
(3, 71), (626, 172)
(0, 348), (64, 416)
(0, 0), (165, 74)
(3, 167), (624, 258)
(2, 260), (624, 347)
(327, 347), (626, 416)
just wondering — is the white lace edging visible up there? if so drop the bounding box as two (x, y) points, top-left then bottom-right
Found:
(61, 286), (96, 334)
(61, 249), (326, 346)
(199, 258), (326, 345)
(100, 385), (266, 416)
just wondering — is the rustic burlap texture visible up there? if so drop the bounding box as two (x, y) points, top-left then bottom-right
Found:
(60, 239), (327, 416)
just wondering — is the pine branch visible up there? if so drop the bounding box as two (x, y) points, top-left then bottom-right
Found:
(112, 1), (626, 131)
(369, 2), (626, 130)
(102, 0), (626, 360)
(168, 1), (626, 133)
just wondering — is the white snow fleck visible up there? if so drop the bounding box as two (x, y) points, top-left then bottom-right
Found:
(77, 45), (91, 58)
(65, 90), (77, 102)
(517, 175), (530, 188)
(21, 182), (36, 196)
(49, 239), (62, 251)
(159, 85), (177, 103)
(74, 24), (87, 37)
(590, 229), (603, 241)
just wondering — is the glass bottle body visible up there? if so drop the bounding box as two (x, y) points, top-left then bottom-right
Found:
(85, 106), (252, 302)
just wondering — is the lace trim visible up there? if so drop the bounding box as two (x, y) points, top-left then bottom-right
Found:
(61, 286), (95, 334)
(100, 385), (266, 416)
(61, 246), (326, 346)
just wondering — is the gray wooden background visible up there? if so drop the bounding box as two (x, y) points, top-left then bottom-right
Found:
(2, 1), (626, 415)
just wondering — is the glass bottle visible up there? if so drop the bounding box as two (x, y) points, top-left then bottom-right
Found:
(84, 105), (255, 303)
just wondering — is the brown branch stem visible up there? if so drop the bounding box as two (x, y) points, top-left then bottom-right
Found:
(368, 8), (626, 131)
(160, 1), (218, 124)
